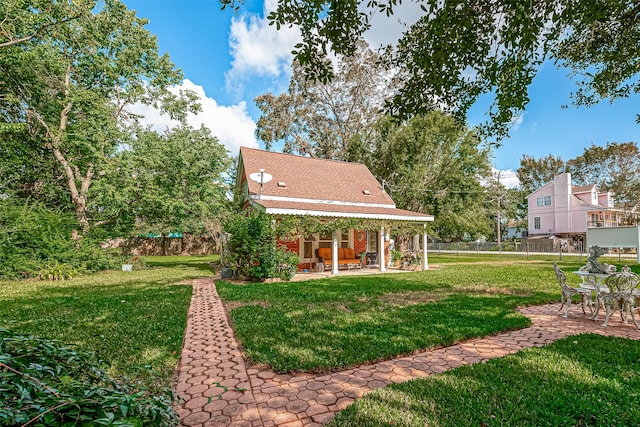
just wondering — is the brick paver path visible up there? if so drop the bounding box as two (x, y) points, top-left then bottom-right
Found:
(173, 277), (640, 427)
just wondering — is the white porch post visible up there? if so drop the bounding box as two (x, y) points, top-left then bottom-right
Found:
(332, 230), (339, 275)
(379, 226), (386, 272)
(422, 223), (429, 270)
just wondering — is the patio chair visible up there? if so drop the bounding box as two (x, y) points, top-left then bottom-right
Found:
(599, 266), (640, 329)
(553, 263), (591, 318)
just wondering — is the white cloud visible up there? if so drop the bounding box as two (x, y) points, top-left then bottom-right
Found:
(510, 112), (525, 132)
(364, 2), (424, 48)
(225, 2), (301, 95)
(129, 79), (258, 156)
(494, 168), (520, 189)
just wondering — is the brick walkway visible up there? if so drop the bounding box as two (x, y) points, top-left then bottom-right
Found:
(173, 277), (640, 427)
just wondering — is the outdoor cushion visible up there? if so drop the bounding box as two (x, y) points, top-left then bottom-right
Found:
(343, 248), (355, 259)
(317, 247), (332, 260)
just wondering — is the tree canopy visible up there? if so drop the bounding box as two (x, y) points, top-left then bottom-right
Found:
(1, 0), (230, 239)
(369, 112), (492, 241)
(224, 0), (640, 140)
(255, 41), (393, 161)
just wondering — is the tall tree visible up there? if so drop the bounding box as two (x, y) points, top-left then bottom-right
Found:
(567, 142), (640, 209)
(0, 0), (196, 232)
(516, 154), (566, 195)
(224, 0), (640, 139)
(117, 125), (231, 235)
(255, 40), (393, 161)
(369, 112), (492, 241)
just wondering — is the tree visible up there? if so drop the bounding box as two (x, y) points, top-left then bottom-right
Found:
(0, 0), (92, 49)
(112, 125), (232, 236)
(0, 0), (196, 232)
(224, 0), (640, 139)
(369, 112), (492, 241)
(567, 142), (640, 209)
(255, 40), (393, 161)
(516, 154), (566, 195)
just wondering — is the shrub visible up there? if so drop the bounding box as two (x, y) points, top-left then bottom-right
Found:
(0, 328), (178, 426)
(225, 211), (300, 281)
(0, 200), (120, 279)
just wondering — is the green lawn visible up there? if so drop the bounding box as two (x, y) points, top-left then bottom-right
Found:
(216, 257), (617, 373)
(0, 255), (216, 388)
(329, 334), (640, 426)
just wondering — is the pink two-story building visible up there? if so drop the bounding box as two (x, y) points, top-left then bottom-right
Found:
(527, 173), (626, 248)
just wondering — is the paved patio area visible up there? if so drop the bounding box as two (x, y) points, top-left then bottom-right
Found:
(173, 276), (640, 427)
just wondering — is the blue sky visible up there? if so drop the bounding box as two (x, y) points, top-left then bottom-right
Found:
(122, 0), (640, 188)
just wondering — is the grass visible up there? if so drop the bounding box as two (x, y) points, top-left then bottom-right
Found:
(0, 255), (216, 387)
(328, 334), (640, 426)
(217, 256), (631, 373)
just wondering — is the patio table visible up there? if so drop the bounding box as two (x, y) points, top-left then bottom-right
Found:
(572, 271), (610, 316)
(575, 270), (640, 323)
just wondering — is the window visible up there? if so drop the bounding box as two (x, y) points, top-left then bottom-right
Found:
(366, 231), (378, 252)
(534, 217), (541, 230)
(341, 231), (350, 248)
(318, 231), (332, 249)
(302, 236), (314, 259)
(536, 196), (551, 206)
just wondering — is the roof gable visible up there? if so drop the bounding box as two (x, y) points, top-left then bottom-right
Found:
(239, 147), (395, 206)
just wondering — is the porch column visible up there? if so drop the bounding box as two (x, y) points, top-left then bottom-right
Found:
(422, 223), (429, 270)
(332, 230), (339, 275)
(379, 226), (386, 272)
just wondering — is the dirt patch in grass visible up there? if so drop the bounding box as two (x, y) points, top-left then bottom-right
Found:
(224, 300), (272, 310)
(444, 260), (549, 267)
(455, 285), (533, 297)
(375, 291), (441, 306)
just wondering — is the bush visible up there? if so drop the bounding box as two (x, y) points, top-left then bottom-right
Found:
(0, 200), (121, 279)
(225, 211), (300, 281)
(0, 328), (178, 426)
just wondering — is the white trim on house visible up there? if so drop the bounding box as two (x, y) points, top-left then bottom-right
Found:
(258, 206), (434, 222)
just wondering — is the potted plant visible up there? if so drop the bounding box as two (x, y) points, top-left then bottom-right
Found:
(391, 249), (402, 267)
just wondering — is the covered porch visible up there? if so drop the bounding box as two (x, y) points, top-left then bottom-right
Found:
(256, 200), (434, 276)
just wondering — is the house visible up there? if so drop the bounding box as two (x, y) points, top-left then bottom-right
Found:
(505, 221), (524, 239)
(527, 172), (628, 249)
(236, 147), (434, 274)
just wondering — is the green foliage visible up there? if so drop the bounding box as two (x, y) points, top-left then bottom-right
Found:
(0, 328), (177, 426)
(566, 142), (640, 210)
(0, 0), (197, 233)
(228, 0), (640, 140)
(0, 200), (120, 279)
(0, 259), (200, 387)
(255, 41), (391, 161)
(115, 125), (232, 236)
(517, 154), (566, 195)
(225, 211), (300, 281)
(370, 112), (492, 241)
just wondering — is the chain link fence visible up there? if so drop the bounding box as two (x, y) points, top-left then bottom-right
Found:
(429, 241), (639, 263)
